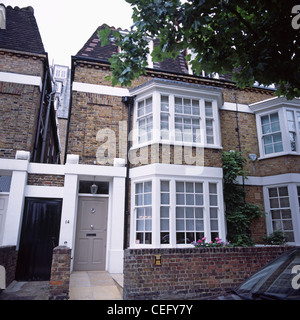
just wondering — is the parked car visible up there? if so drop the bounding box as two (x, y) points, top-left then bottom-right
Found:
(210, 247), (300, 300)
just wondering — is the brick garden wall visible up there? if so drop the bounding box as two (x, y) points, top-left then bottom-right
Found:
(49, 246), (71, 300)
(0, 246), (18, 287)
(123, 246), (292, 300)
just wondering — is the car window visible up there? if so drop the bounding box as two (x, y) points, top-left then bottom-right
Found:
(238, 248), (300, 299)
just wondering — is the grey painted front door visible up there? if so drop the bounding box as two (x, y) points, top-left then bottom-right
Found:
(74, 197), (108, 271)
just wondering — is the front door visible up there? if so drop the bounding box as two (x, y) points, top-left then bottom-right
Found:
(16, 198), (62, 281)
(74, 197), (108, 271)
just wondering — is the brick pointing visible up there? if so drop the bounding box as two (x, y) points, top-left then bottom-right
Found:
(49, 246), (71, 300)
(0, 246), (18, 287)
(123, 246), (292, 300)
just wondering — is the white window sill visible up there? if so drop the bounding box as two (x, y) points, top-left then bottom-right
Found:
(258, 151), (300, 160)
(131, 140), (223, 151)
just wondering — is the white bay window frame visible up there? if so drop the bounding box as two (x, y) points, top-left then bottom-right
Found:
(130, 79), (223, 149)
(130, 164), (226, 248)
(263, 181), (300, 245)
(251, 97), (300, 159)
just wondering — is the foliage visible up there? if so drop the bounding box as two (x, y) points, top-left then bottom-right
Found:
(262, 230), (287, 245)
(98, 0), (300, 99)
(192, 237), (232, 248)
(222, 151), (265, 246)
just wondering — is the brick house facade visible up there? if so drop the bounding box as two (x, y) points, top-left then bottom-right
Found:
(0, 10), (299, 282)
(64, 24), (299, 267)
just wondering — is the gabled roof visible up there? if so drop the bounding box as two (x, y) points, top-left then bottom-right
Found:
(75, 24), (189, 74)
(0, 5), (45, 55)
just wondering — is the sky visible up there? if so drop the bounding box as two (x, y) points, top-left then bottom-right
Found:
(1, 0), (133, 66)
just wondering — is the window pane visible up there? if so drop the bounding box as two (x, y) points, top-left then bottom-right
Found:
(137, 220), (144, 231)
(270, 198), (279, 208)
(196, 220), (204, 231)
(186, 207), (194, 218)
(273, 133), (282, 143)
(161, 232), (169, 244)
(210, 208), (218, 218)
(265, 144), (273, 154)
(195, 207), (203, 218)
(186, 182), (194, 193)
(269, 188), (278, 197)
(135, 194), (143, 206)
(262, 124), (271, 134)
(210, 220), (218, 231)
(161, 193), (170, 204)
(136, 208), (144, 218)
(144, 193), (152, 205)
(145, 219), (152, 231)
(161, 96), (169, 111)
(186, 194), (194, 205)
(176, 182), (184, 192)
(161, 219), (169, 231)
(274, 142), (283, 153)
(270, 113), (279, 122)
(195, 183), (203, 193)
(161, 181), (169, 192)
(176, 219), (184, 231)
(176, 207), (184, 218)
(271, 210), (281, 219)
(160, 206), (169, 218)
(271, 121), (280, 132)
(144, 181), (152, 192)
(145, 207), (152, 217)
(186, 220), (194, 231)
(261, 115), (269, 125)
(195, 194), (203, 205)
(281, 209), (291, 219)
(209, 183), (217, 194)
(279, 187), (288, 197)
(176, 193), (185, 205)
(210, 195), (218, 206)
(279, 197), (290, 208)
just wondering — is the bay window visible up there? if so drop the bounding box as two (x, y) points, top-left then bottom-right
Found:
(264, 183), (300, 244)
(137, 97), (153, 144)
(131, 166), (226, 248)
(135, 181), (152, 244)
(252, 97), (300, 158)
(131, 79), (222, 148)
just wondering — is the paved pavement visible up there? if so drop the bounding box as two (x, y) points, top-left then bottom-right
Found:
(0, 271), (123, 300)
(69, 271), (123, 300)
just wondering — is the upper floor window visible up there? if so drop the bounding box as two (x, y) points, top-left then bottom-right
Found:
(261, 112), (283, 155)
(137, 97), (153, 144)
(131, 79), (222, 149)
(252, 97), (300, 159)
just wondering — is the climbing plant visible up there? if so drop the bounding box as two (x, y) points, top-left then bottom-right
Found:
(222, 150), (265, 246)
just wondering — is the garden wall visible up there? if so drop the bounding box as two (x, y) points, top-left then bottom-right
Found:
(123, 246), (292, 300)
(0, 246), (18, 288)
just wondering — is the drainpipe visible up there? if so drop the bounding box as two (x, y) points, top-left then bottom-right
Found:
(234, 93), (245, 200)
(40, 88), (56, 163)
(33, 69), (48, 162)
(122, 96), (134, 250)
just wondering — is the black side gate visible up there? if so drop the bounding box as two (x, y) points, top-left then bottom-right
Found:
(16, 198), (62, 281)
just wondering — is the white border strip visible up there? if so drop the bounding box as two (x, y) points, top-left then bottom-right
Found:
(0, 71), (42, 91)
(221, 102), (253, 113)
(73, 82), (129, 97)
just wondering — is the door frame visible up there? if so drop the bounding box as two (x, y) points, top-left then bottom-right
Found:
(74, 194), (109, 271)
(0, 194), (9, 245)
